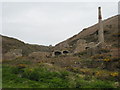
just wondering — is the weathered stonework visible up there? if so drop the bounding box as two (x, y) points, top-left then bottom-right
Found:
(74, 39), (87, 53)
(54, 41), (69, 51)
(98, 7), (104, 44)
(52, 50), (70, 57)
(73, 39), (97, 55)
(87, 42), (96, 48)
(51, 7), (112, 57)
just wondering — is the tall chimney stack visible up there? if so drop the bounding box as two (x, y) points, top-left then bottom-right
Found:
(98, 7), (104, 43)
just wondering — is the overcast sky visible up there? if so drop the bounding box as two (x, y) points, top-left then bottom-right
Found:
(1, 1), (118, 46)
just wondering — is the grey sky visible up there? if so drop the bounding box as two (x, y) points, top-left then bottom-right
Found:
(1, 1), (118, 46)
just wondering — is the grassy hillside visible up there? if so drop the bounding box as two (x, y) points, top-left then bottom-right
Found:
(0, 64), (1, 88)
(1, 35), (52, 56)
(1, 15), (120, 88)
(3, 59), (117, 88)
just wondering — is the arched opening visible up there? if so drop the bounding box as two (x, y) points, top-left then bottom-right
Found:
(54, 51), (62, 56)
(96, 30), (98, 35)
(85, 47), (89, 50)
(63, 51), (69, 54)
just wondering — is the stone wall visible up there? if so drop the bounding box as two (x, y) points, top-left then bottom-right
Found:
(54, 41), (69, 51)
(74, 39), (87, 53)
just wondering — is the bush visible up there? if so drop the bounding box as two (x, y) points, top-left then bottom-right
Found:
(22, 68), (42, 81)
(75, 77), (114, 88)
(21, 67), (71, 88)
(103, 58), (111, 62)
(111, 57), (120, 61)
(17, 64), (27, 69)
(100, 49), (110, 53)
(92, 54), (105, 59)
(11, 66), (24, 74)
(49, 77), (68, 88)
(88, 80), (114, 88)
(59, 70), (70, 79)
(3, 64), (117, 88)
(110, 72), (119, 77)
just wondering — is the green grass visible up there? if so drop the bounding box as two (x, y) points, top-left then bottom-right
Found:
(2, 65), (70, 88)
(0, 64), (2, 88)
(2, 64), (116, 88)
(2, 65), (49, 88)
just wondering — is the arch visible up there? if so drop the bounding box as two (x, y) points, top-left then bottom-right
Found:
(85, 47), (89, 50)
(54, 51), (62, 56)
(63, 50), (69, 54)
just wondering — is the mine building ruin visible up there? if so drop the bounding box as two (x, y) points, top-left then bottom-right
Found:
(52, 50), (70, 56)
(52, 7), (112, 57)
(98, 7), (104, 44)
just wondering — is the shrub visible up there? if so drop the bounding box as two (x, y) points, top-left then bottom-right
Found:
(88, 80), (114, 88)
(103, 58), (111, 62)
(84, 75), (92, 81)
(92, 54), (105, 59)
(11, 66), (24, 74)
(66, 67), (79, 73)
(100, 49), (110, 53)
(22, 68), (40, 81)
(21, 67), (70, 82)
(110, 72), (119, 77)
(94, 71), (116, 81)
(76, 76), (114, 88)
(20, 67), (71, 88)
(112, 33), (120, 37)
(111, 57), (120, 61)
(3, 64), (117, 88)
(17, 64), (27, 69)
(49, 77), (68, 88)
(59, 70), (70, 79)
(79, 69), (92, 75)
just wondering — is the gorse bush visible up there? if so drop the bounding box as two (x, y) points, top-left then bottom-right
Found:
(20, 67), (70, 88)
(17, 64), (27, 69)
(110, 72), (119, 77)
(59, 70), (70, 79)
(22, 68), (40, 81)
(20, 66), (70, 86)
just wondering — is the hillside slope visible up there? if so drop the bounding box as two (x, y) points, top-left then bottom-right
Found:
(1, 35), (52, 56)
(1, 15), (119, 55)
(55, 15), (119, 51)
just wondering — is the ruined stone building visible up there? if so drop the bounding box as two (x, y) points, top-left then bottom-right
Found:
(52, 7), (109, 56)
